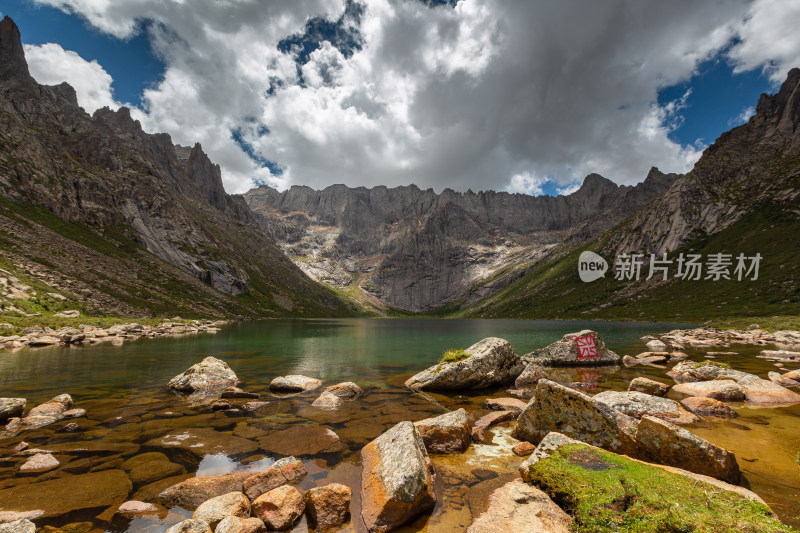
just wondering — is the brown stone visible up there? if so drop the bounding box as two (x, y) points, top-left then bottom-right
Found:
(257, 425), (343, 456)
(304, 483), (351, 531)
(159, 472), (255, 510)
(242, 457), (307, 500)
(680, 397), (737, 417)
(512, 441), (535, 456)
(627, 377), (670, 397)
(360, 421), (436, 533)
(482, 397), (527, 412)
(251, 485), (304, 531)
(465, 479), (572, 533)
(192, 491), (250, 530)
(474, 410), (518, 429)
(413, 408), (471, 454)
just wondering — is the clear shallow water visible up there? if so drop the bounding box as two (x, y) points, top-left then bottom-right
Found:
(0, 318), (798, 532)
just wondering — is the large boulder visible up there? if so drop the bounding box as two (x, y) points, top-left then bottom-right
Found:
(512, 379), (639, 455)
(168, 357), (239, 392)
(522, 330), (620, 366)
(269, 375), (321, 392)
(519, 432), (778, 531)
(324, 382), (363, 398)
(251, 485), (304, 531)
(592, 391), (700, 425)
(242, 457), (306, 501)
(737, 376), (800, 404)
(645, 339), (670, 352)
(215, 516), (266, 533)
(192, 492), (249, 530)
(0, 398), (25, 424)
(405, 337), (523, 391)
(465, 479), (572, 533)
(627, 377), (670, 397)
(360, 421), (436, 533)
(304, 483), (352, 531)
(671, 380), (746, 401)
(634, 416), (740, 484)
(413, 408), (471, 454)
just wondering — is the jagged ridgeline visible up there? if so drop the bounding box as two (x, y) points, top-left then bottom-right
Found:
(243, 170), (679, 313)
(0, 16), (357, 318)
(462, 69), (800, 322)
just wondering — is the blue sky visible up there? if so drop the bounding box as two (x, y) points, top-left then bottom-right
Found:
(5, 1), (164, 107)
(1, 1), (796, 195)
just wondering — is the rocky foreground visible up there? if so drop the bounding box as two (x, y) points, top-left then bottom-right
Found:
(1, 328), (799, 532)
(0, 319), (226, 351)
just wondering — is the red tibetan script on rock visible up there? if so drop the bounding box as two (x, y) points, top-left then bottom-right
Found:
(574, 334), (600, 360)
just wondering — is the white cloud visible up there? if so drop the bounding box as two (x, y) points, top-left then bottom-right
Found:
(557, 182), (582, 197)
(27, 0), (800, 195)
(506, 172), (547, 195)
(728, 0), (800, 83)
(23, 43), (120, 112)
(728, 105), (755, 127)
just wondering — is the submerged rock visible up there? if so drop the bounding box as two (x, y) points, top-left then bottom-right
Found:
(304, 483), (351, 531)
(360, 421), (436, 533)
(269, 375), (322, 392)
(0, 469), (132, 519)
(168, 356), (239, 392)
(522, 330), (620, 366)
(627, 377), (670, 397)
(311, 391), (343, 410)
(413, 408), (471, 454)
(404, 337), (524, 391)
(465, 479), (572, 533)
(257, 425), (343, 456)
(242, 457), (307, 501)
(19, 453), (59, 473)
(324, 382), (363, 398)
(27, 394), (72, 417)
(145, 427), (258, 463)
(221, 387), (259, 399)
(251, 485), (304, 531)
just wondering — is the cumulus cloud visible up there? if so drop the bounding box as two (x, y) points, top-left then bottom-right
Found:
(29, 0), (800, 194)
(23, 43), (120, 112)
(728, 0), (800, 83)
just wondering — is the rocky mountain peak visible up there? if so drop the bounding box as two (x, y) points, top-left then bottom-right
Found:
(0, 16), (36, 92)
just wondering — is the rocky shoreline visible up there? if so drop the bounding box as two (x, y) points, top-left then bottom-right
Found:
(1, 326), (800, 532)
(0, 319), (228, 351)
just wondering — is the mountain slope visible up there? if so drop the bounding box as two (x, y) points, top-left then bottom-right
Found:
(461, 68), (800, 321)
(242, 168), (678, 312)
(0, 16), (356, 319)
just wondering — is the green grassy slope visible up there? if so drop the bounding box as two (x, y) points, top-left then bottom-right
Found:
(457, 204), (800, 322)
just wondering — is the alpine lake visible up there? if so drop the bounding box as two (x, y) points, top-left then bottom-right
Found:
(1, 318), (799, 532)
